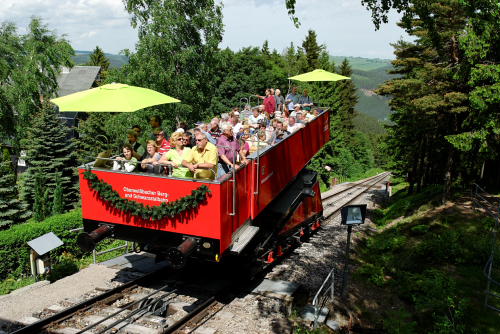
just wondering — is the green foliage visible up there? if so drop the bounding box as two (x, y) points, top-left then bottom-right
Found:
(0, 209), (83, 281)
(73, 50), (128, 68)
(120, 0), (224, 127)
(84, 169), (210, 220)
(0, 148), (30, 227)
(52, 173), (64, 215)
(362, 0), (500, 188)
(382, 309), (417, 334)
(85, 46), (110, 83)
(356, 184), (499, 333)
(0, 276), (36, 295)
(0, 18), (73, 147)
(33, 173), (46, 222)
(301, 30), (324, 71)
(21, 105), (78, 212)
(47, 252), (79, 282)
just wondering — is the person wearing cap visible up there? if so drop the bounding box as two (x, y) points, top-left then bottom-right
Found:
(154, 128), (171, 155)
(299, 89), (313, 111)
(182, 132), (218, 180)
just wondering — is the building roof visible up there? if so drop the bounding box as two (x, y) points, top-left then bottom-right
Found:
(56, 65), (101, 97)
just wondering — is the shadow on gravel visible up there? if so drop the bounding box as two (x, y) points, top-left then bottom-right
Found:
(0, 317), (24, 334)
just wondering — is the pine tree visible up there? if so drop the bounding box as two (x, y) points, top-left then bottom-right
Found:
(51, 173), (64, 215)
(0, 148), (30, 227)
(301, 30), (324, 71)
(376, 1), (468, 193)
(86, 46), (110, 84)
(74, 112), (113, 165)
(33, 173), (45, 222)
(333, 59), (358, 136)
(21, 104), (77, 211)
(261, 40), (270, 56)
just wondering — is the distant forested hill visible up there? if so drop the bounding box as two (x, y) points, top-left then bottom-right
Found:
(331, 56), (395, 121)
(72, 50), (129, 68)
(71, 51), (393, 121)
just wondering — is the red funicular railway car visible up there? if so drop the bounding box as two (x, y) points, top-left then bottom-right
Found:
(78, 111), (330, 266)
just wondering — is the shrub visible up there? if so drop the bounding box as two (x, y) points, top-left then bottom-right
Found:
(0, 209), (84, 280)
(47, 252), (79, 282)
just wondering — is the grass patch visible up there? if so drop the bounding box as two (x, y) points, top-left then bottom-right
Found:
(0, 276), (36, 295)
(354, 186), (500, 333)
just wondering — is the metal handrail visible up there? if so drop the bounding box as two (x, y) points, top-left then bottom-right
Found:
(312, 266), (335, 329)
(216, 143), (237, 216)
(471, 183), (500, 312)
(93, 241), (129, 264)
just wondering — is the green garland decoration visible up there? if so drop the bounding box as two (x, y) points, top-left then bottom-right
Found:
(83, 169), (211, 221)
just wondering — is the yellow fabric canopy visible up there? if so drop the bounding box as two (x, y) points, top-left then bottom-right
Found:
(51, 83), (180, 112)
(288, 69), (351, 82)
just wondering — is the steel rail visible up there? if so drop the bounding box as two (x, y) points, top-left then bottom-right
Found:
(323, 172), (391, 221)
(162, 296), (217, 334)
(76, 285), (177, 334)
(11, 268), (169, 334)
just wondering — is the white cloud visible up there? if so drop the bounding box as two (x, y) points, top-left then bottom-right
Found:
(0, 0), (136, 53)
(0, 0), (407, 58)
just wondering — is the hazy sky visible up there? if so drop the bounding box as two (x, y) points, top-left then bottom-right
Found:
(0, 0), (406, 59)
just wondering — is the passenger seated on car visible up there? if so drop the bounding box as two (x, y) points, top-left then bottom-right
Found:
(113, 144), (137, 172)
(249, 131), (269, 154)
(182, 132), (218, 180)
(140, 140), (161, 173)
(248, 107), (264, 129)
(154, 128), (171, 156)
(287, 116), (303, 133)
(216, 124), (248, 177)
(271, 119), (290, 144)
(159, 132), (193, 178)
(127, 130), (145, 160)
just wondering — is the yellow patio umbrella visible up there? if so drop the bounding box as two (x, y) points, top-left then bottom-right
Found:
(288, 69), (350, 82)
(50, 83), (180, 112)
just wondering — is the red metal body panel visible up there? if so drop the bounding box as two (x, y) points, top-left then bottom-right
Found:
(79, 170), (225, 242)
(280, 182), (323, 235)
(250, 111), (330, 218)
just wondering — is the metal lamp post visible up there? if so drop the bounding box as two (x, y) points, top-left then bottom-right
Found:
(340, 204), (367, 298)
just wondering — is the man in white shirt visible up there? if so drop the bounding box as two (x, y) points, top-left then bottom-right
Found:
(287, 116), (303, 133)
(248, 107), (264, 129)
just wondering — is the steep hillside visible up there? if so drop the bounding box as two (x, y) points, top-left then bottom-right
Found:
(332, 56), (395, 121)
(72, 50), (129, 68)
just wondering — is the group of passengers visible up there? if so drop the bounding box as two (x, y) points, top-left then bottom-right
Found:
(109, 86), (321, 181)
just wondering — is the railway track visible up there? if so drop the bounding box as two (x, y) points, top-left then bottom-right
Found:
(10, 172), (390, 334)
(321, 172), (391, 220)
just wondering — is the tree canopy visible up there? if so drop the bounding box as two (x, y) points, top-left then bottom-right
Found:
(0, 18), (73, 148)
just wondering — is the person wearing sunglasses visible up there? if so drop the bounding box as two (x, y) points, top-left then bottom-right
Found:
(153, 128), (170, 156)
(182, 133), (218, 180)
(159, 132), (192, 178)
